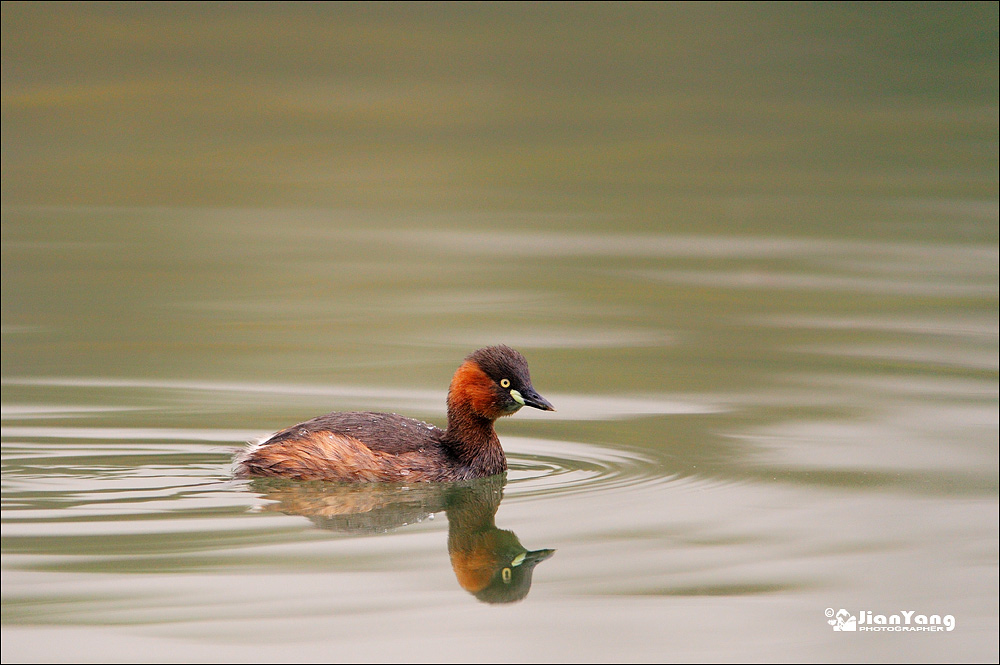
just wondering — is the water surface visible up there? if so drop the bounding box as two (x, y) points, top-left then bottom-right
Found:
(2, 3), (997, 662)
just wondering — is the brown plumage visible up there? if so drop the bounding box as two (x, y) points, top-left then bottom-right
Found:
(233, 345), (555, 482)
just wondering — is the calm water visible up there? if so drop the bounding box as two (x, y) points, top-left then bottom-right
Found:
(2, 4), (997, 662)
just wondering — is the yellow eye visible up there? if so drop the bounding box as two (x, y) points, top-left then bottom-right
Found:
(500, 378), (511, 388)
(501, 568), (512, 583)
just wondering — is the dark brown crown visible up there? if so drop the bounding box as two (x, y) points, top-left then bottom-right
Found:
(466, 345), (531, 386)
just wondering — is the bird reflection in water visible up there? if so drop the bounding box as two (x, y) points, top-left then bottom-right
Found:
(248, 474), (553, 603)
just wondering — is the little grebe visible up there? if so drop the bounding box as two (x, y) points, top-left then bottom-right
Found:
(233, 345), (554, 482)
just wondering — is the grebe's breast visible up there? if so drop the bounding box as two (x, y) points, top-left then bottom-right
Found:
(234, 411), (453, 482)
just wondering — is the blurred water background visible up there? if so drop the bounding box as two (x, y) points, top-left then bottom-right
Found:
(2, 2), (997, 662)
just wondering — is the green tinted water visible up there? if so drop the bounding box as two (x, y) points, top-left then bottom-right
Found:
(2, 3), (997, 662)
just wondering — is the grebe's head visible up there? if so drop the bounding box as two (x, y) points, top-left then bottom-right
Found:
(449, 345), (555, 419)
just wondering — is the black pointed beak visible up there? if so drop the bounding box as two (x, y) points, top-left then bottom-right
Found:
(521, 387), (555, 411)
(524, 548), (556, 564)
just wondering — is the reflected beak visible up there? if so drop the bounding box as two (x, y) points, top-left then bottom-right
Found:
(521, 387), (555, 412)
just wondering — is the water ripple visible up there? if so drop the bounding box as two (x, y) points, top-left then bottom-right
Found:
(2, 427), (669, 519)
(504, 436), (669, 499)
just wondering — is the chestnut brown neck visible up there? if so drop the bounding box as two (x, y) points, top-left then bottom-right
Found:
(443, 361), (507, 477)
(444, 400), (506, 477)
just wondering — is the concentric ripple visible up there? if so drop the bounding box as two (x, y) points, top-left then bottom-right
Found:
(2, 377), (707, 527)
(1, 377), (709, 515)
(503, 436), (669, 499)
(2, 425), (669, 521)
